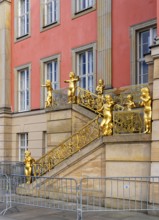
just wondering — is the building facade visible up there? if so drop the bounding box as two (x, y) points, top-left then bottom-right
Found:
(0, 0), (159, 181)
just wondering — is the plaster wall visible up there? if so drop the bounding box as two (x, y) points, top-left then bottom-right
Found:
(112, 0), (156, 88)
(11, 0), (97, 111)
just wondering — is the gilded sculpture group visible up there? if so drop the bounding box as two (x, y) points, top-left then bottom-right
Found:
(24, 72), (152, 183)
(41, 71), (152, 136)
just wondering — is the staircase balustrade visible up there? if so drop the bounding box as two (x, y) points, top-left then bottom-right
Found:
(33, 116), (100, 176)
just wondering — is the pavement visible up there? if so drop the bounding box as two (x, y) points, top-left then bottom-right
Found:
(0, 205), (159, 220)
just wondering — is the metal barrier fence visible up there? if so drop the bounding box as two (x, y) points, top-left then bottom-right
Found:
(78, 177), (159, 219)
(0, 161), (24, 176)
(9, 175), (79, 218)
(0, 175), (159, 220)
(0, 174), (11, 215)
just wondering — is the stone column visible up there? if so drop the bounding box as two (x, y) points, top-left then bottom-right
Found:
(97, 0), (112, 89)
(0, 0), (11, 112)
(0, 0), (12, 161)
(149, 42), (159, 204)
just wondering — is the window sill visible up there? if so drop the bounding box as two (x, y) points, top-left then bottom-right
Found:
(15, 33), (31, 43)
(75, 6), (93, 15)
(72, 6), (96, 20)
(40, 21), (60, 32)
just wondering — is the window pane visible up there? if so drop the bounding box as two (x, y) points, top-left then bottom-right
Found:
(77, 48), (94, 91)
(143, 74), (148, 84)
(76, 0), (93, 12)
(54, 61), (57, 82)
(19, 133), (28, 161)
(20, 148), (25, 161)
(88, 75), (93, 92)
(139, 31), (149, 58)
(26, 90), (30, 107)
(137, 27), (156, 85)
(18, 0), (29, 37)
(20, 91), (25, 110)
(20, 0), (25, 14)
(20, 133), (25, 146)
(47, 62), (52, 80)
(20, 71), (25, 89)
(19, 68), (30, 111)
(139, 61), (148, 84)
(45, 0), (57, 25)
(45, 59), (59, 90)
(141, 31), (149, 44)
(80, 77), (86, 88)
(79, 53), (86, 76)
(88, 50), (93, 74)
(26, 0), (29, 12)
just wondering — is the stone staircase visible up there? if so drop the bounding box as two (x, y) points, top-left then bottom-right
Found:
(33, 115), (101, 176)
(32, 84), (147, 179)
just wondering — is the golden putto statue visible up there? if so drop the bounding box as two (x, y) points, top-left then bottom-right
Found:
(125, 94), (136, 111)
(64, 72), (79, 103)
(140, 87), (152, 133)
(41, 80), (53, 108)
(96, 79), (105, 95)
(98, 95), (114, 136)
(24, 150), (35, 184)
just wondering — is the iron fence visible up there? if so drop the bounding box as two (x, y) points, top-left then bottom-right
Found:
(0, 175), (159, 220)
(0, 161), (24, 176)
(78, 176), (159, 219)
(8, 175), (79, 219)
(0, 174), (11, 215)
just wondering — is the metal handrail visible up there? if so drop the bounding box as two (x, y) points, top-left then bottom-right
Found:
(33, 116), (101, 176)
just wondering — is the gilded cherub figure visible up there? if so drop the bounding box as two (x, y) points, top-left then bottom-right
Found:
(140, 87), (152, 134)
(96, 79), (105, 95)
(41, 80), (53, 108)
(125, 94), (136, 111)
(98, 95), (114, 136)
(24, 150), (35, 184)
(64, 72), (79, 103)
(95, 79), (105, 110)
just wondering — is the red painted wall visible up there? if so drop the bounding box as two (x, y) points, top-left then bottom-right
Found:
(157, 0), (159, 36)
(11, 0), (97, 111)
(11, 0), (157, 111)
(112, 0), (156, 88)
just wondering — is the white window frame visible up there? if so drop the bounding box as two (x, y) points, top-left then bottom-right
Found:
(18, 67), (30, 112)
(14, 64), (31, 112)
(72, 0), (96, 18)
(45, 59), (59, 90)
(76, 0), (94, 13)
(72, 43), (96, 92)
(15, 0), (30, 40)
(130, 19), (157, 85)
(19, 133), (28, 161)
(40, 0), (60, 31)
(40, 54), (60, 108)
(137, 27), (157, 84)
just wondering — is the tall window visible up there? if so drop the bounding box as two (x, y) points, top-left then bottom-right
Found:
(17, 0), (29, 38)
(42, 0), (59, 28)
(137, 27), (157, 84)
(76, 0), (94, 13)
(18, 68), (30, 111)
(77, 49), (94, 92)
(45, 59), (59, 89)
(19, 133), (28, 161)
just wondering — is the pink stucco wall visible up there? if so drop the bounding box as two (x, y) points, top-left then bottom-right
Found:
(11, 0), (97, 110)
(112, 0), (157, 88)
(11, 0), (157, 111)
